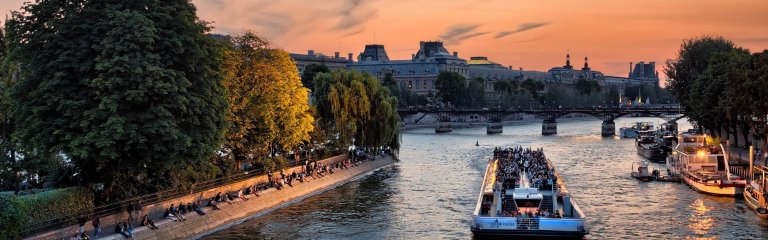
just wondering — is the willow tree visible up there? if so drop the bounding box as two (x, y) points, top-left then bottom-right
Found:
(314, 70), (400, 152)
(4, 0), (228, 201)
(220, 31), (313, 173)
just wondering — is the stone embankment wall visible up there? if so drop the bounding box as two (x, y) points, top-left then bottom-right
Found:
(26, 155), (396, 240)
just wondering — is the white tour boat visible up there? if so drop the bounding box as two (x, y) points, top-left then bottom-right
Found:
(471, 147), (588, 237)
(667, 130), (746, 196)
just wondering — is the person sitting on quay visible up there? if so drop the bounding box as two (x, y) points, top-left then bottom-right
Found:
(122, 221), (134, 238)
(238, 188), (250, 201)
(208, 197), (222, 210)
(79, 231), (90, 240)
(193, 200), (207, 215)
(141, 214), (158, 230)
(223, 192), (235, 204)
(173, 203), (187, 221)
(178, 202), (188, 216)
(163, 207), (178, 221)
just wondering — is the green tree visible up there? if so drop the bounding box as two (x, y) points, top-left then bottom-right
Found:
(220, 31), (314, 174)
(466, 77), (486, 107)
(313, 70), (400, 152)
(434, 71), (467, 106)
(749, 51), (768, 150)
(575, 78), (602, 96)
(664, 36), (735, 133)
(520, 78), (545, 99)
(708, 48), (753, 146)
(301, 63), (329, 92)
(5, 0), (227, 201)
(493, 79), (519, 107)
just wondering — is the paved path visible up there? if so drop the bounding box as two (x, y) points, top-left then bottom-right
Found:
(93, 156), (396, 240)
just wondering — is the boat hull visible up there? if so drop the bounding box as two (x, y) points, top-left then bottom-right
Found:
(631, 172), (654, 182)
(681, 174), (744, 196)
(619, 128), (638, 138)
(636, 144), (666, 162)
(471, 217), (588, 238)
(471, 228), (588, 238)
(744, 187), (768, 219)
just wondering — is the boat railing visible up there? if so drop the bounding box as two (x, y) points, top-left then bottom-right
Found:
(730, 166), (748, 179)
(516, 217), (540, 230)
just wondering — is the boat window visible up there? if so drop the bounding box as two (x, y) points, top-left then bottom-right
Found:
(683, 137), (698, 143)
(515, 199), (541, 208)
(717, 156), (725, 171)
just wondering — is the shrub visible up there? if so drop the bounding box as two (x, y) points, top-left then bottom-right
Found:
(17, 187), (94, 235)
(0, 193), (25, 240)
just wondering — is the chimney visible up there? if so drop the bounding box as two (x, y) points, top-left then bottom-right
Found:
(348, 53), (353, 61)
(334, 52), (340, 58)
(509, 65), (513, 70)
(629, 62), (633, 76)
(412, 54), (416, 60)
(453, 51), (458, 58)
(308, 50), (315, 56)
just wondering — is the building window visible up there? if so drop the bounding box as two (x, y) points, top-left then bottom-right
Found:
(408, 80), (413, 89)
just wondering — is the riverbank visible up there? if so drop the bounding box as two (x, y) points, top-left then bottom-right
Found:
(26, 155), (396, 240)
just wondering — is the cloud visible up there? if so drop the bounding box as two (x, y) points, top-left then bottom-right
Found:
(495, 22), (551, 39)
(250, 12), (295, 37)
(439, 24), (489, 44)
(333, 0), (378, 31)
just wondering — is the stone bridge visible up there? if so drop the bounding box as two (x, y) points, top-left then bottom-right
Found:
(398, 106), (686, 136)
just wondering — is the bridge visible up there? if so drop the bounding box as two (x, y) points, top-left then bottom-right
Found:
(397, 106), (686, 136)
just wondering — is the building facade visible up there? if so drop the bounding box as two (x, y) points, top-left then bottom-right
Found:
(289, 50), (352, 74)
(290, 41), (660, 98)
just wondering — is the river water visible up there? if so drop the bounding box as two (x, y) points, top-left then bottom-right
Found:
(202, 117), (768, 239)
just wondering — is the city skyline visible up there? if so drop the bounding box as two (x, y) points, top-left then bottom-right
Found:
(1, 0), (766, 81)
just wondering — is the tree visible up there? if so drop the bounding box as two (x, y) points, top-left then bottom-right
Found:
(434, 71), (467, 106)
(219, 31), (314, 174)
(5, 0), (228, 201)
(664, 36), (735, 132)
(708, 48), (753, 146)
(520, 78), (545, 99)
(575, 78), (602, 96)
(466, 77), (486, 107)
(493, 79), (519, 107)
(301, 64), (329, 92)
(749, 51), (768, 150)
(313, 70), (400, 152)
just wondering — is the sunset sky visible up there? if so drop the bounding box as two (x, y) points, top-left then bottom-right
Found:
(1, 0), (767, 81)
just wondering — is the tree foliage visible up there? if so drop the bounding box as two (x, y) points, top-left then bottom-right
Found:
(219, 31), (314, 174)
(4, 0), (228, 201)
(314, 70), (400, 151)
(300, 63), (329, 91)
(520, 78), (545, 99)
(575, 78), (602, 96)
(665, 36), (768, 148)
(465, 77), (486, 107)
(383, 73), (428, 107)
(434, 71), (467, 106)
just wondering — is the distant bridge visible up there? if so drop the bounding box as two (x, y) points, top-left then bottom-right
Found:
(397, 106), (686, 135)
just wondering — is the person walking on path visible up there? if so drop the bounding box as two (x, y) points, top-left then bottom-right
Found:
(91, 215), (100, 237)
(77, 216), (87, 235)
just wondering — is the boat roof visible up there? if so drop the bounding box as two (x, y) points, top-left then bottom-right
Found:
(513, 192), (543, 200)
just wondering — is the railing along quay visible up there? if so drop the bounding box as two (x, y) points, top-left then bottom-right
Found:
(21, 150), (344, 237)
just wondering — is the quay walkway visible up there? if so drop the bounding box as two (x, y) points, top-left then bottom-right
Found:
(26, 155), (397, 240)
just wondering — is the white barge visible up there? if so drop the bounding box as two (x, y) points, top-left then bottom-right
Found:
(667, 130), (746, 196)
(471, 147), (588, 237)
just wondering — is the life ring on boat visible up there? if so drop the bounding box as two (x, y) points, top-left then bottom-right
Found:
(757, 208), (768, 215)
